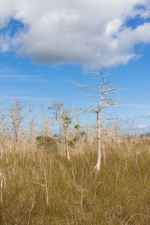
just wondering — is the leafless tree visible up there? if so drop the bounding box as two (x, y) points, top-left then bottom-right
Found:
(48, 99), (64, 140)
(8, 99), (25, 142)
(39, 104), (45, 137)
(72, 71), (119, 172)
(28, 104), (37, 144)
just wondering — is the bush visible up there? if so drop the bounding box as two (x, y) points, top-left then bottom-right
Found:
(36, 136), (58, 152)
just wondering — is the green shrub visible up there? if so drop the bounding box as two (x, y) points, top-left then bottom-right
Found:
(36, 136), (58, 152)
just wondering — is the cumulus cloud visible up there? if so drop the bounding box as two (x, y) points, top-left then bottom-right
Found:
(0, 0), (150, 68)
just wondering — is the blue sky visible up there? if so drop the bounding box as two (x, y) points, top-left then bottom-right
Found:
(0, 0), (150, 132)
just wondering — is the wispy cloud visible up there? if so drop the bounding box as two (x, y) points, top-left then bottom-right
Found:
(21, 78), (50, 82)
(0, 95), (51, 102)
(0, 74), (50, 82)
(7, 90), (23, 94)
(7, 90), (37, 94)
(118, 104), (150, 109)
(0, 74), (28, 78)
(0, 95), (37, 101)
(0, 68), (17, 73)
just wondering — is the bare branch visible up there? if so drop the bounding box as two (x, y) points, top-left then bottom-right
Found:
(90, 106), (98, 113)
(101, 101), (118, 109)
(71, 80), (103, 89)
(102, 88), (119, 95)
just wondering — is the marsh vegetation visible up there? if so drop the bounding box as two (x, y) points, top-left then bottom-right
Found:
(0, 99), (150, 224)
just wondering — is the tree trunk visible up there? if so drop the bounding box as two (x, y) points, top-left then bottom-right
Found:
(59, 123), (63, 141)
(13, 122), (17, 142)
(95, 111), (101, 171)
(18, 124), (21, 142)
(65, 126), (70, 160)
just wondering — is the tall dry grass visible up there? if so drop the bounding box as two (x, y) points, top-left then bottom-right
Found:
(0, 138), (150, 224)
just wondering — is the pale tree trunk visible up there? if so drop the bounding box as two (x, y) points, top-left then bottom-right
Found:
(18, 124), (21, 142)
(59, 123), (63, 141)
(28, 105), (36, 146)
(95, 111), (101, 171)
(46, 120), (52, 137)
(13, 122), (17, 142)
(65, 126), (70, 160)
(40, 105), (45, 137)
(63, 121), (71, 160)
(66, 142), (70, 160)
(85, 127), (88, 141)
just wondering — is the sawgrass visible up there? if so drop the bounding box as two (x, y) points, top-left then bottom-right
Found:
(0, 139), (150, 224)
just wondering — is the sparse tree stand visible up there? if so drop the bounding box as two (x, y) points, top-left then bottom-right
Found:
(73, 72), (119, 172)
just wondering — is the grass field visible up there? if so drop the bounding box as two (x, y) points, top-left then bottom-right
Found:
(0, 139), (150, 224)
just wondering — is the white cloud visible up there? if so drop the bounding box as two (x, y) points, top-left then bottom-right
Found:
(0, 34), (11, 52)
(137, 124), (147, 128)
(0, 0), (150, 68)
(147, 113), (150, 117)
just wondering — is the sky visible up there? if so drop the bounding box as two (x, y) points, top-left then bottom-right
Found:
(0, 0), (150, 132)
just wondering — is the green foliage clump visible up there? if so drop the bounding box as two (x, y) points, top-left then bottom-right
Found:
(36, 136), (58, 152)
(80, 131), (85, 136)
(63, 116), (72, 124)
(74, 124), (80, 129)
(73, 136), (79, 142)
(68, 140), (74, 147)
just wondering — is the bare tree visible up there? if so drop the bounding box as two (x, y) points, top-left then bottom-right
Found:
(8, 99), (25, 142)
(49, 100), (73, 159)
(72, 71), (119, 172)
(48, 99), (64, 140)
(28, 104), (37, 143)
(45, 112), (53, 137)
(39, 104), (45, 137)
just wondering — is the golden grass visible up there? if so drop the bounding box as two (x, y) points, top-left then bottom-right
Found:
(0, 139), (150, 224)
